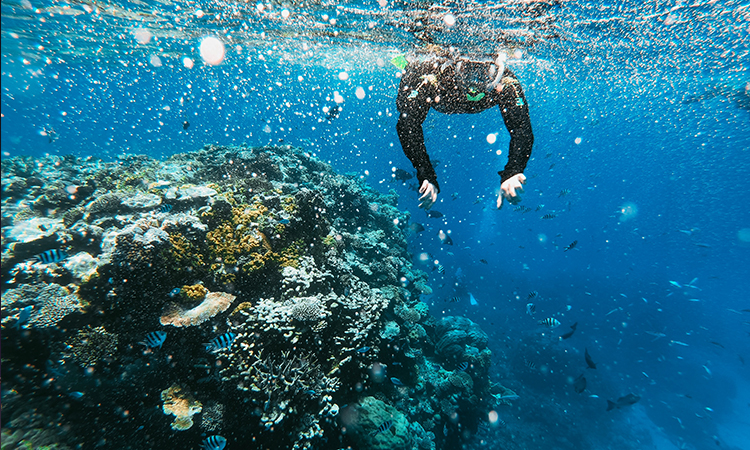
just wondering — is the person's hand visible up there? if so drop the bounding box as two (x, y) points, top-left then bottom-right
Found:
(497, 173), (526, 209)
(419, 180), (438, 210)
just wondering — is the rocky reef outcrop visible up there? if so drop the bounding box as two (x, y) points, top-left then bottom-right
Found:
(1, 144), (505, 449)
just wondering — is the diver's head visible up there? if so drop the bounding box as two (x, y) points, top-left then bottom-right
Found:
(454, 51), (507, 100)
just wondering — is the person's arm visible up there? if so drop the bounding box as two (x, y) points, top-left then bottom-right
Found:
(496, 72), (534, 184)
(396, 65), (440, 193)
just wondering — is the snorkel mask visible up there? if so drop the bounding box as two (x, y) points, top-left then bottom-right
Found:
(455, 51), (507, 101)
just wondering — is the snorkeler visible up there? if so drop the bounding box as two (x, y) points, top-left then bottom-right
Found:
(395, 50), (534, 210)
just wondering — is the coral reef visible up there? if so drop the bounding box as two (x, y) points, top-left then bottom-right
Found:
(0, 144), (502, 450)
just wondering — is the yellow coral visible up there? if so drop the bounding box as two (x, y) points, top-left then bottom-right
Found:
(160, 384), (202, 431)
(230, 301), (254, 316)
(180, 284), (208, 301)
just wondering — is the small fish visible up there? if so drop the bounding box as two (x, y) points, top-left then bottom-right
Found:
(535, 204), (545, 211)
(35, 249), (68, 264)
(589, 394), (600, 398)
(160, 204), (173, 213)
(670, 340), (689, 347)
(564, 240), (578, 251)
(538, 317), (561, 328)
(584, 348), (597, 369)
(541, 213), (556, 220)
(205, 332), (236, 353)
(469, 293), (478, 306)
(139, 331), (167, 349)
(479, 259), (488, 264)
(408, 222), (425, 233)
(669, 280), (683, 288)
(14, 305), (34, 329)
(438, 230), (453, 245)
(709, 341), (725, 349)
(68, 391), (85, 399)
(356, 346), (371, 353)
(456, 362), (469, 371)
(325, 103), (342, 121)
(574, 374), (587, 393)
(202, 435), (227, 450)
(526, 303), (536, 315)
(702, 365), (712, 376)
(279, 218), (290, 225)
(525, 360), (537, 370)
(607, 393), (640, 411)
(447, 296), (460, 303)
(426, 210), (444, 219)
(392, 168), (414, 182)
(182, 120), (190, 130)
(558, 189), (571, 197)
(560, 322), (578, 340)
(168, 288), (182, 298)
(528, 290), (538, 300)
(436, 265), (445, 274)
(390, 377), (405, 386)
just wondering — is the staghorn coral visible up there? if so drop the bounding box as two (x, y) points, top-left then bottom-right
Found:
(160, 291), (235, 327)
(66, 326), (118, 367)
(160, 384), (202, 431)
(200, 401), (225, 432)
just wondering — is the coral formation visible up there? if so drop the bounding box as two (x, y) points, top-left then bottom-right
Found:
(160, 384), (203, 431)
(65, 326), (118, 367)
(160, 291), (236, 327)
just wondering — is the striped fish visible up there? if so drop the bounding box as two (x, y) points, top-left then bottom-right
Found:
(160, 204), (173, 213)
(526, 302), (536, 315)
(370, 419), (394, 436)
(541, 213), (556, 220)
(538, 317), (561, 328)
(202, 435), (227, 450)
(558, 189), (571, 197)
(205, 332), (236, 353)
(35, 249), (68, 264)
(456, 362), (469, 371)
(525, 360), (536, 370)
(447, 296), (460, 303)
(139, 331), (167, 349)
(528, 290), (538, 299)
(436, 265), (445, 274)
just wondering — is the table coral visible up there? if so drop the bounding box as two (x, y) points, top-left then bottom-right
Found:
(160, 384), (202, 431)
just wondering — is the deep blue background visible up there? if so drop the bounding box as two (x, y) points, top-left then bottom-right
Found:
(3, 20), (750, 449)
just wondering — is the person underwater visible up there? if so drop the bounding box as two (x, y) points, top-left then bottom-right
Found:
(394, 49), (534, 210)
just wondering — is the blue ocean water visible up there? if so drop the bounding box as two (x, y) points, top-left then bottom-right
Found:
(2, 0), (749, 449)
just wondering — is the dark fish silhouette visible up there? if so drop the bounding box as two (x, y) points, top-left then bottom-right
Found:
(393, 168), (414, 182)
(426, 210), (444, 218)
(479, 259), (488, 264)
(564, 240), (578, 251)
(183, 120), (190, 130)
(606, 393), (640, 411)
(528, 290), (538, 300)
(325, 103), (342, 121)
(585, 348), (597, 369)
(441, 235), (453, 246)
(560, 322), (578, 340)
(574, 374), (587, 393)
(408, 222), (425, 233)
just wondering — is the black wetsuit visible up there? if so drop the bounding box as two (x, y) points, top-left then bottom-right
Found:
(396, 58), (534, 192)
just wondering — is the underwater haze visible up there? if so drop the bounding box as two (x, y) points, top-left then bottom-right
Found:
(2, 1), (750, 450)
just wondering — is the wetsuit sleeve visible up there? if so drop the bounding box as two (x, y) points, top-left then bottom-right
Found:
(396, 64), (440, 193)
(496, 73), (534, 184)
